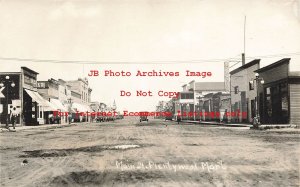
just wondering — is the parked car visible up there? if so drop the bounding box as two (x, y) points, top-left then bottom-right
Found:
(140, 114), (148, 122)
(96, 116), (105, 122)
(116, 114), (124, 120)
(165, 115), (173, 121)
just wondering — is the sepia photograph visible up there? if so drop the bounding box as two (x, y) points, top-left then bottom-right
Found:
(0, 0), (300, 186)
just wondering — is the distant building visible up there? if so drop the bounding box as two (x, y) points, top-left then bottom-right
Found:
(200, 92), (230, 122)
(66, 78), (93, 122)
(174, 80), (226, 121)
(57, 79), (72, 104)
(37, 78), (70, 124)
(67, 78), (92, 104)
(37, 78), (59, 100)
(70, 90), (82, 104)
(99, 102), (107, 111)
(90, 101), (100, 112)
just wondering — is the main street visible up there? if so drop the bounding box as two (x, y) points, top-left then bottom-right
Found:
(0, 118), (299, 187)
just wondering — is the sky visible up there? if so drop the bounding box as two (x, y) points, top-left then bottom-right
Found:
(0, 0), (300, 111)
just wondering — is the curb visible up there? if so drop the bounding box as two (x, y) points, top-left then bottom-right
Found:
(181, 120), (251, 127)
(250, 124), (298, 130)
(0, 123), (75, 132)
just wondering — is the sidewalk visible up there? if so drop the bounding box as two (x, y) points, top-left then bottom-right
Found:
(181, 120), (252, 127)
(0, 123), (75, 132)
(180, 120), (299, 129)
(252, 124), (299, 130)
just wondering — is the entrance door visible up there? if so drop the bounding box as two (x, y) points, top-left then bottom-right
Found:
(241, 92), (247, 122)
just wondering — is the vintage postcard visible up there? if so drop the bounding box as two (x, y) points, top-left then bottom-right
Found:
(0, 0), (300, 186)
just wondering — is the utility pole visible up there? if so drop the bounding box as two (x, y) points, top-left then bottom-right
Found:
(68, 97), (73, 124)
(244, 16), (246, 56)
(242, 16), (246, 65)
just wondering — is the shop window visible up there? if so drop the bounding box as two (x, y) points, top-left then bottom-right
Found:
(234, 102), (238, 111)
(251, 99), (255, 118)
(265, 87), (272, 118)
(266, 87), (271, 95)
(32, 104), (35, 112)
(234, 86), (239, 94)
(266, 96), (272, 117)
(281, 95), (288, 111)
(181, 94), (185, 99)
(280, 83), (288, 123)
(180, 93), (194, 99)
(249, 82), (254, 90)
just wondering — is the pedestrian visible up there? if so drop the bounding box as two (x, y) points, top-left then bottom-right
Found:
(10, 111), (17, 130)
(68, 114), (72, 124)
(177, 115), (181, 124)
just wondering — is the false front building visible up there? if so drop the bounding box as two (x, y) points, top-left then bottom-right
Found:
(255, 58), (300, 124)
(230, 59), (260, 123)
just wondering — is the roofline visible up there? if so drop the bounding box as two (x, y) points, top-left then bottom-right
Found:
(0, 72), (22, 74)
(255, 58), (290, 73)
(179, 91), (194, 93)
(230, 59), (260, 75)
(58, 79), (66, 83)
(189, 80), (195, 84)
(21, 66), (39, 75)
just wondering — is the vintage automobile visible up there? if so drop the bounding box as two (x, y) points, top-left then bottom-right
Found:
(96, 115), (115, 122)
(139, 112), (149, 122)
(165, 115), (173, 121)
(96, 116), (105, 122)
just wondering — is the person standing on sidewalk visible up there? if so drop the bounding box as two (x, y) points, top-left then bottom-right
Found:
(68, 114), (72, 124)
(9, 109), (17, 130)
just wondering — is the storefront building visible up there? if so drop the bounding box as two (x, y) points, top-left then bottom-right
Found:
(37, 78), (69, 124)
(1, 67), (58, 126)
(22, 67), (56, 125)
(230, 59), (260, 123)
(0, 72), (22, 126)
(255, 58), (300, 124)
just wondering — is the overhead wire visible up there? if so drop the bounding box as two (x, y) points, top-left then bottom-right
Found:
(0, 52), (299, 65)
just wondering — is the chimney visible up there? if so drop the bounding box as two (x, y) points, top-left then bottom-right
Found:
(242, 53), (245, 65)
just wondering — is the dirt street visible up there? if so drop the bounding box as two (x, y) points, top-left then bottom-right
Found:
(0, 118), (299, 187)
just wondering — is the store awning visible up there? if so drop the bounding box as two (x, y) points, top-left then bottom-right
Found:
(35, 92), (56, 111)
(44, 101), (57, 111)
(50, 99), (68, 112)
(72, 102), (87, 112)
(24, 89), (46, 106)
(71, 103), (93, 112)
(84, 105), (92, 112)
(24, 89), (56, 111)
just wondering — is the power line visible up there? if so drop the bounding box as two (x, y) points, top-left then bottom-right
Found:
(0, 56), (242, 64)
(0, 52), (299, 65)
(229, 61), (242, 68)
(245, 52), (300, 59)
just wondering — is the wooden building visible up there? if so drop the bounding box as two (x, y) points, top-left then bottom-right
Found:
(255, 58), (300, 124)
